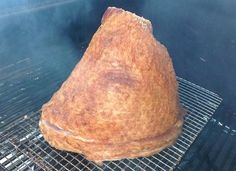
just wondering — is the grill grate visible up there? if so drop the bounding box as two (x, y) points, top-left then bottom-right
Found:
(0, 77), (222, 171)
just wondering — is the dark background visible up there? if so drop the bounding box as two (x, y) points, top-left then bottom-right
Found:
(0, 0), (235, 170)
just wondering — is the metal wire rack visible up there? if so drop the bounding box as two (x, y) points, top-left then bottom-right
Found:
(0, 77), (222, 171)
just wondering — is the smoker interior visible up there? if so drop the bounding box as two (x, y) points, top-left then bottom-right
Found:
(0, 0), (236, 171)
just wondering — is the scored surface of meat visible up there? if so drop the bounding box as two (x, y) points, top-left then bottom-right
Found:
(39, 7), (184, 163)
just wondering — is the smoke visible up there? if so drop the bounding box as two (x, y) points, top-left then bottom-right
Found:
(0, 0), (99, 120)
(1, 0), (235, 113)
(0, 0), (91, 72)
(141, 0), (236, 110)
(0, 0), (146, 76)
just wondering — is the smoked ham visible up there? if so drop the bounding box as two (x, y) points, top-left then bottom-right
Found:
(39, 7), (183, 163)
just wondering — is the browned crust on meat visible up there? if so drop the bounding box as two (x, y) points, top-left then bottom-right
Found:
(39, 7), (184, 163)
(40, 117), (182, 162)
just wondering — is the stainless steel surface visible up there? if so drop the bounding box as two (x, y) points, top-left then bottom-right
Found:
(0, 77), (222, 171)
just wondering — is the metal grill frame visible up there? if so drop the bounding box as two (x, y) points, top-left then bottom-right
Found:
(0, 77), (222, 171)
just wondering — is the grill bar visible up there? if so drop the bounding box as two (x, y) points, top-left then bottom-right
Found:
(0, 77), (222, 170)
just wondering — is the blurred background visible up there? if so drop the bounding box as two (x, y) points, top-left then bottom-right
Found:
(0, 0), (235, 170)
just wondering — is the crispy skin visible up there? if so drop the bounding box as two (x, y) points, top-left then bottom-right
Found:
(39, 7), (183, 163)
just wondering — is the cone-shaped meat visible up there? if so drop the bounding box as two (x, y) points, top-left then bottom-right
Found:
(39, 7), (183, 163)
